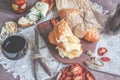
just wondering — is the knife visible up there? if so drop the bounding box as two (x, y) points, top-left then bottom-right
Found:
(33, 27), (51, 78)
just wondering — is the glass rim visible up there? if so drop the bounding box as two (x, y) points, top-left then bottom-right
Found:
(1, 34), (27, 53)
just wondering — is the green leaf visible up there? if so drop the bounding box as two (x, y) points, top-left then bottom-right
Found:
(37, 11), (44, 20)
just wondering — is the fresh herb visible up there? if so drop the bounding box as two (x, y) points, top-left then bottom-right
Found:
(37, 11), (44, 20)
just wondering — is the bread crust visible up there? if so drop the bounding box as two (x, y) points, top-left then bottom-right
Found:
(57, 0), (102, 39)
(48, 30), (57, 45)
(59, 8), (80, 19)
(84, 27), (100, 42)
(48, 20), (83, 59)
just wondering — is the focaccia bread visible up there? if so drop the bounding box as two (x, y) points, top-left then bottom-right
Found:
(48, 20), (83, 59)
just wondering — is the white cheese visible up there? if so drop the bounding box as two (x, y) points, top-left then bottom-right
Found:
(18, 17), (31, 25)
(35, 2), (49, 17)
(30, 6), (40, 15)
(18, 2), (49, 26)
(26, 12), (39, 22)
(21, 3), (27, 9)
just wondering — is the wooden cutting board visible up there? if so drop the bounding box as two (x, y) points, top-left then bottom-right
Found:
(37, 17), (97, 64)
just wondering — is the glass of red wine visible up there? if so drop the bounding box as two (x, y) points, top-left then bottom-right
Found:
(1, 34), (28, 60)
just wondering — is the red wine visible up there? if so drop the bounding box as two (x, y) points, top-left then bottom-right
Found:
(2, 35), (26, 53)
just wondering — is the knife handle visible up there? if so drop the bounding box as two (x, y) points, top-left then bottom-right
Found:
(38, 58), (51, 76)
(34, 59), (38, 80)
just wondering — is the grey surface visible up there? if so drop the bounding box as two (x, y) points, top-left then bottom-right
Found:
(0, 0), (120, 80)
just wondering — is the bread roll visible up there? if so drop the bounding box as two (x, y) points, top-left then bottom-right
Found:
(48, 20), (83, 59)
(57, 0), (102, 39)
(84, 27), (100, 42)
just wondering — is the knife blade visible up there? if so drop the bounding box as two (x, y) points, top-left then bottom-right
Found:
(34, 27), (51, 76)
(34, 28), (39, 54)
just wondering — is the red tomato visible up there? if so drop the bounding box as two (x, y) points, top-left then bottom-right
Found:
(73, 68), (83, 76)
(71, 64), (83, 75)
(50, 19), (59, 26)
(17, 8), (24, 13)
(100, 57), (110, 62)
(62, 67), (69, 75)
(98, 47), (108, 56)
(59, 64), (84, 80)
(73, 75), (82, 80)
(59, 67), (69, 80)
(64, 75), (72, 80)
(86, 73), (94, 80)
(15, 0), (26, 6)
(59, 74), (66, 80)
(66, 72), (73, 76)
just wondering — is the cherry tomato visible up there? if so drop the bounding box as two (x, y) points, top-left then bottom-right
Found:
(17, 8), (24, 13)
(71, 64), (83, 75)
(86, 73), (94, 80)
(100, 57), (111, 62)
(64, 75), (72, 80)
(50, 19), (59, 26)
(73, 75), (82, 80)
(12, 0), (27, 13)
(98, 47), (108, 56)
(15, 0), (26, 6)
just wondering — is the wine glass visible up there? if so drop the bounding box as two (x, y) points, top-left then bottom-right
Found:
(1, 34), (28, 60)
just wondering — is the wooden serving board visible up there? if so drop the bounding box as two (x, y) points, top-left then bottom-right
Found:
(37, 17), (97, 64)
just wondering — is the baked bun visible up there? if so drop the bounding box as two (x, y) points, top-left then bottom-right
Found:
(58, 8), (91, 38)
(84, 27), (100, 42)
(57, 0), (102, 39)
(48, 30), (57, 45)
(48, 20), (83, 59)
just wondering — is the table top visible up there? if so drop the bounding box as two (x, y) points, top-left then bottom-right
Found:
(0, 0), (120, 80)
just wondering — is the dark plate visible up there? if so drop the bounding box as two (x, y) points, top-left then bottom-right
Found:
(37, 17), (97, 64)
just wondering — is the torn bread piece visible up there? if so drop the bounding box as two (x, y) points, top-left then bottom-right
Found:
(48, 20), (83, 59)
(57, 0), (102, 41)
